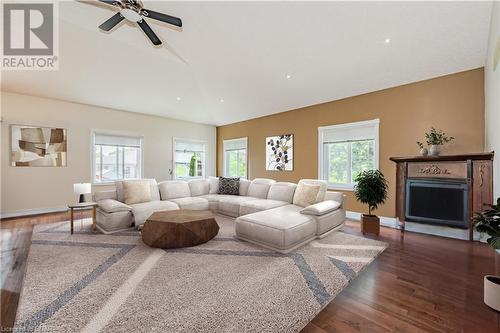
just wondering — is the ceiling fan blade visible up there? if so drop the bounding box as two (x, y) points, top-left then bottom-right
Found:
(137, 20), (162, 45)
(141, 9), (182, 27)
(98, 0), (119, 6)
(99, 12), (124, 31)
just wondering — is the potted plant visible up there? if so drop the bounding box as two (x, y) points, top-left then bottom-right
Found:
(354, 170), (388, 236)
(424, 127), (454, 156)
(189, 154), (197, 177)
(416, 141), (428, 157)
(473, 198), (500, 311)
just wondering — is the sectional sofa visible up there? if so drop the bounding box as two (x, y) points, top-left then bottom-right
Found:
(94, 177), (346, 253)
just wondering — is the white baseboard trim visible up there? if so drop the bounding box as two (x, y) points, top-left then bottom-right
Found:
(1, 206), (68, 219)
(346, 211), (487, 242)
(346, 211), (400, 229)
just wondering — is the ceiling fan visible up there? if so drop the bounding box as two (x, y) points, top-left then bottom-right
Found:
(96, 0), (182, 46)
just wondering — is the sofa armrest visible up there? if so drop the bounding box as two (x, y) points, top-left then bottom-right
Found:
(97, 199), (132, 214)
(324, 191), (346, 208)
(300, 200), (341, 216)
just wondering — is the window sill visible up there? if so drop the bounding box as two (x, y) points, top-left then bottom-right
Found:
(92, 182), (116, 186)
(175, 176), (204, 180)
(327, 184), (355, 191)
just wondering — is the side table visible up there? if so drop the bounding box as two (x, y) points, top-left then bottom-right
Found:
(68, 202), (97, 234)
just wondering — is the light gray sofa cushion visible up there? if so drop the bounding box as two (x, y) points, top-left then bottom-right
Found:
(169, 197), (209, 210)
(200, 194), (237, 211)
(324, 191), (345, 206)
(235, 205), (316, 252)
(209, 177), (219, 194)
(94, 190), (117, 202)
(130, 200), (179, 226)
(239, 199), (289, 216)
(188, 179), (210, 197)
(218, 196), (256, 217)
(115, 179), (160, 202)
(300, 200), (341, 216)
(239, 179), (251, 196)
(267, 182), (297, 203)
(247, 178), (276, 199)
(97, 199), (132, 213)
(158, 181), (191, 199)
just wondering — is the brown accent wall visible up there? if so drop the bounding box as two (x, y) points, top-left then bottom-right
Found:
(217, 68), (485, 217)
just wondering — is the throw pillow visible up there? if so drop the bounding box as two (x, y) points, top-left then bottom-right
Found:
(122, 180), (152, 205)
(293, 182), (320, 207)
(218, 177), (240, 195)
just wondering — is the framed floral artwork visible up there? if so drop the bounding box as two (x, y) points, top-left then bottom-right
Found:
(266, 134), (293, 171)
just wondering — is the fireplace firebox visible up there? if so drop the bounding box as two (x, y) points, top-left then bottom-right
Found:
(405, 179), (469, 228)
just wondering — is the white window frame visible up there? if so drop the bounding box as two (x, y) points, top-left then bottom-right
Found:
(172, 137), (207, 180)
(223, 137), (248, 178)
(318, 119), (379, 191)
(91, 130), (144, 185)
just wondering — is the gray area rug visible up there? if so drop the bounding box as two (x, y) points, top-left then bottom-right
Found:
(14, 215), (386, 333)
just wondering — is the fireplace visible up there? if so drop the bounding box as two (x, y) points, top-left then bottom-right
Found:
(390, 152), (494, 240)
(405, 179), (469, 228)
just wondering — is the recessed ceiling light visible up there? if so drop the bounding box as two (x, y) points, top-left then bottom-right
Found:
(176, 97), (181, 101)
(286, 74), (292, 79)
(220, 98), (224, 103)
(384, 38), (391, 44)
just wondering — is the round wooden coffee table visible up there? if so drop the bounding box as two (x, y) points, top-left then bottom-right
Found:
(141, 210), (219, 249)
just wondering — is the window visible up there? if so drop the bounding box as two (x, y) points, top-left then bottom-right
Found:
(223, 137), (247, 178)
(173, 138), (206, 179)
(318, 119), (379, 190)
(92, 132), (143, 183)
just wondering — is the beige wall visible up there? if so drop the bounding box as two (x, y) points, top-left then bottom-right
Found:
(1, 92), (216, 217)
(217, 69), (485, 217)
(485, 2), (500, 199)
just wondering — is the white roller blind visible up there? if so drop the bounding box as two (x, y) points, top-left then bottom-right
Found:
(175, 140), (205, 153)
(319, 119), (379, 143)
(94, 133), (141, 147)
(223, 137), (247, 151)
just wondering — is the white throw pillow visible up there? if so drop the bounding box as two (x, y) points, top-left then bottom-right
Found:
(122, 180), (152, 205)
(298, 179), (327, 203)
(293, 182), (320, 207)
(116, 179), (160, 202)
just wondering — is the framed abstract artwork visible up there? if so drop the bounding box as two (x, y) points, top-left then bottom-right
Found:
(11, 125), (67, 167)
(266, 134), (293, 171)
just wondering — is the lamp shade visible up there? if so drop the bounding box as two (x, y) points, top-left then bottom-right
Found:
(73, 183), (91, 195)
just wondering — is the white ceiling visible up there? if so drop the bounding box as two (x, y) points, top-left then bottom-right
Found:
(1, 1), (493, 126)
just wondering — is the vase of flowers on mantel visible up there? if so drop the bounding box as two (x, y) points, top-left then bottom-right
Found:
(416, 142), (428, 157)
(416, 127), (454, 157)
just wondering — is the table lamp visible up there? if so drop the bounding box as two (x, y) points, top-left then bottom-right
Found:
(74, 183), (91, 203)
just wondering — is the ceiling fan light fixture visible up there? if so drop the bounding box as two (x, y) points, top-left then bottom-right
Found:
(95, 0), (183, 46)
(120, 8), (142, 22)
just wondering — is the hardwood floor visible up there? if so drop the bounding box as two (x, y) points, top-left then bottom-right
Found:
(1, 211), (91, 330)
(1, 213), (499, 332)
